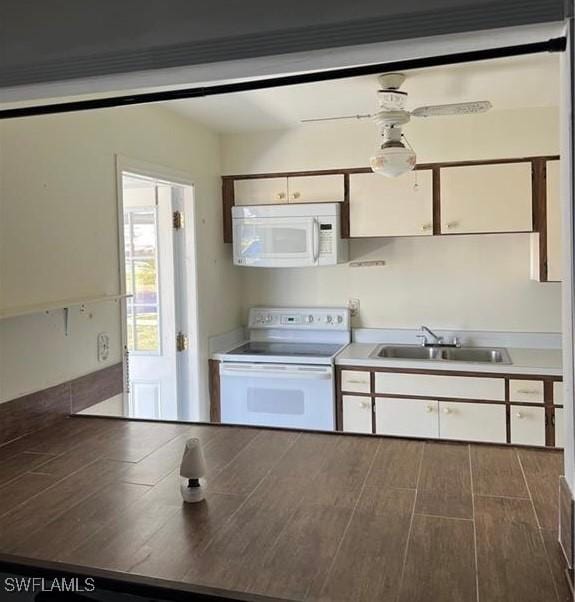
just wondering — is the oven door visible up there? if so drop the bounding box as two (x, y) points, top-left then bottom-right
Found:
(233, 216), (319, 267)
(219, 363), (334, 430)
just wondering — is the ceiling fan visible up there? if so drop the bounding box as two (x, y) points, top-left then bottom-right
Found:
(301, 73), (492, 177)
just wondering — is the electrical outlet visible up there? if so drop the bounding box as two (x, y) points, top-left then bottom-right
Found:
(97, 332), (110, 362)
(348, 298), (360, 317)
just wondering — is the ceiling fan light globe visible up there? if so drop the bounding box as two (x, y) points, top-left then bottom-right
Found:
(370, 146), (416, 178)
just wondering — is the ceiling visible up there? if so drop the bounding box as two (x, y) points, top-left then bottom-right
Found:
(162, 53), (560, 133)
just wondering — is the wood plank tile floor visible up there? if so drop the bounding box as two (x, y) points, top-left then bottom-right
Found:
(0, 417), (569, 601)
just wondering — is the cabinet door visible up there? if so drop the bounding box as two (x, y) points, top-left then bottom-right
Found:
(439, 402), (506, 443)
(440, 163), (532, 234)
(510, 406), (546, 446)
(234, 178), (288, 205)
(554, 407), (564, 448)
(546, 160), (562, 282)
(375, 397), (439, 438)
(287, 175), (344, 203)
(343, 395), (372, 433)
(553, 381), (563, 406)
(350, 171), (433, 237)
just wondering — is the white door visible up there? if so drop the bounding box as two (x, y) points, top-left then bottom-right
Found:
(342, 395), (372, 433)
(440, 162), (533, 234)
(234, 178), (288, 205)
(287, 175), (345, 203)
(510, 406), (546, 446)
(439, 402), (506, 443)
(122, 174), (181, 420)
(375, 397), (439, 438)
(349, 171), (433, 237)
(546, 160), (562, 281)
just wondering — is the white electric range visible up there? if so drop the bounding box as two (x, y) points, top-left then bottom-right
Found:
(219, 307), (351, 431)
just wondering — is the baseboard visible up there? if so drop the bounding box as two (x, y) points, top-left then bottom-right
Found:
(0, 363), (123, 446)
(559, 476), (575, 591)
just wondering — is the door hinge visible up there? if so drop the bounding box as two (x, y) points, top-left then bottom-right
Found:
(176, 332), (188, 352)
(173, 210), (184, 230)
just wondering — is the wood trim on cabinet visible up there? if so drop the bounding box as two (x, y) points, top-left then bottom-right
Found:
(432, 166), (441, 235)
(335, 367), (344, 431)
(532, 158), (548, 281)
(222, 177), (235, 244)
(505, 378), (511, 444)
(208, 359), (221, 423)
(341, 173), (350, 239)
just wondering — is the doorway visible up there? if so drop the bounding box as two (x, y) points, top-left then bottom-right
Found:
(117, 161), (198, 420)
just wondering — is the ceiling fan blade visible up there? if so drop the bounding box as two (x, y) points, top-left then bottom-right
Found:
(411, 101), (492, 118)
(301, 113), (372, 123)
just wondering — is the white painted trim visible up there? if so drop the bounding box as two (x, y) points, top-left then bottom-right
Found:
(0, 22), (564, 107)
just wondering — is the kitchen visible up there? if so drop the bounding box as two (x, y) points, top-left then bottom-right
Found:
(0, 48), (571, 601)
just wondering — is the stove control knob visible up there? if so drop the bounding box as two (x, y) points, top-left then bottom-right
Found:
(336, 315), (344, 324)
(325, 315), (333, 324)
(305, 314), (314, 323)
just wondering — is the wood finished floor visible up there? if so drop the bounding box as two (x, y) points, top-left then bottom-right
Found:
(0, 417), (569, 602)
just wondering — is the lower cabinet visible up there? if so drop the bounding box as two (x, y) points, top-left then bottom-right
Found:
(510, 406), (546, 446)
(438, 402), (507, 443)
(375, 397), (439, 438)
(342, 395), (372, 434)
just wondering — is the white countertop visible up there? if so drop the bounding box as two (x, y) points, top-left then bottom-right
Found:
(335, 343), (563, 376)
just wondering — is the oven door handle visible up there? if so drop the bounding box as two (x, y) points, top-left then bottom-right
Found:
(220, 363), (332, 380)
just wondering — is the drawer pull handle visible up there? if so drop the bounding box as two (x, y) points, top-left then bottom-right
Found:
(425, 405), (434, 413)
(359, 401), (371, 409)
(276, 192), (286, 200)
(443, 407), (452, 415)
(346, 379), (367, 384)
(515, 412), (524, 419)
(517, 389), (539, 395)
(291, 192), (301, 200)
(421, 223), (432, 231)
(447, 221), (459, 229)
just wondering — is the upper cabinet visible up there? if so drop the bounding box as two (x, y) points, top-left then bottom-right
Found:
(440, 163), (533, 234)
(234, 174), (344, 206)
(234, 177), (288, 205)
(349, 170), (433, 237)
(546, 160), (562, 282)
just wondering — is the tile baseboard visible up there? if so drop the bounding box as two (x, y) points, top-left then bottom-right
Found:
(0, 363), (123, 446)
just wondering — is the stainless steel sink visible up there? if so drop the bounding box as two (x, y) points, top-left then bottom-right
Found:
(372, 345), (512, 364)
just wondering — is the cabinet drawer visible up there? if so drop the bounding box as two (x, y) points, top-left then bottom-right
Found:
(509, 379), (544, 403)
(234, 178), (288, 205)
(510, 406), (546, 446)
(287, 175), (344, 203)
(341, 370), (371, 393)
(375, 397), (439, 438)
(439, 402), (506, 443)
(342, 395), (373, 434)
(553, 381), (563, 406)
(554, 407), (564, 448)
(374, 372), (505, 401)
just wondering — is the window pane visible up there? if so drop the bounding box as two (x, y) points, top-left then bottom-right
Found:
(133, 259), (157, 304)
(135, 306), (159, 352)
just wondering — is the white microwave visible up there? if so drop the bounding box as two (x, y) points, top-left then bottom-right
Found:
(232, 203), (348, 267)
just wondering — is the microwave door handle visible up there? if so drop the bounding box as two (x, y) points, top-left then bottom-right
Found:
(312, 219), (320, 263)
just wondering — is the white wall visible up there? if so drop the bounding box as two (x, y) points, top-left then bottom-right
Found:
(222, 107), (562, 332)
(0, 106), (243, 414)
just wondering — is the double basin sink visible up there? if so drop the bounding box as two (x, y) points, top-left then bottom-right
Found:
(371, 344), (512, 365)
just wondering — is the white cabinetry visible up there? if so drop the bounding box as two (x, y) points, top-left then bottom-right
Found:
(440, 163), (532, 234)
(509, 379), (544, 404)
(546, 160), (562, 281)
(553, 381), (563, 405)
(555, 408), (564, 448)
(342, 395), (372, 434)
(374, 372), (504, 401)
(438, 402), (506, 443)
(349, 170), (433, 237)
(234, 174), (344, 206)
(375, 397), (439, 438)
(287, 175), (344, 203)
(510, 406), (546, 446)
(340, 370), (370, 394)
(234, 178), (288, 205)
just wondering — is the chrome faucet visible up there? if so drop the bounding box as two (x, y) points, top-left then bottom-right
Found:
(417, 326), (460, 348)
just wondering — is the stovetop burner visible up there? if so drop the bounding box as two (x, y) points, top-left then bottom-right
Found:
(226, 341), (343, 358)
